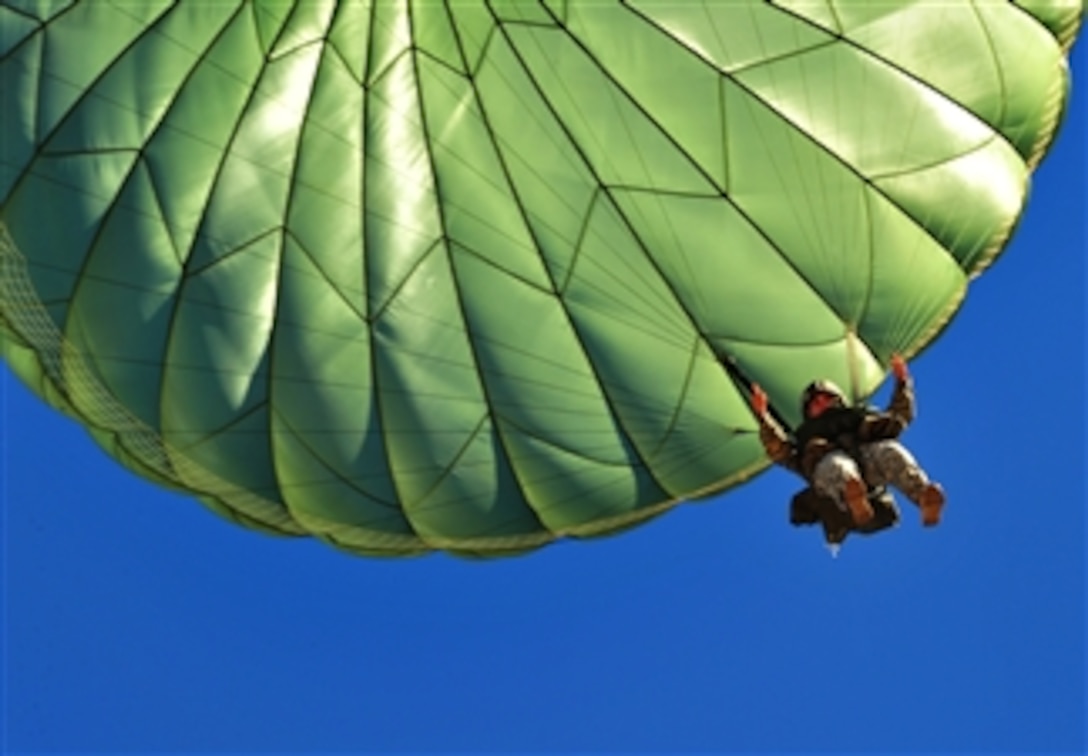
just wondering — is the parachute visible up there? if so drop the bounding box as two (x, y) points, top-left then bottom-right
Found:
(0, 1), (1081, 557)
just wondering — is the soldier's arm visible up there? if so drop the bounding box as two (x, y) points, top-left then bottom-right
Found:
(859, 355), (915, 441)
(758, 412), (797, 469)
(751, 384), (799, 472)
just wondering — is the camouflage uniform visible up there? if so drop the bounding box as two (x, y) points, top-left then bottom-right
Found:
(757, 377), (932, 515)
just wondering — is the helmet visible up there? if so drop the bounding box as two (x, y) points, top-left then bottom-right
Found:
(801, 380), (848, 416)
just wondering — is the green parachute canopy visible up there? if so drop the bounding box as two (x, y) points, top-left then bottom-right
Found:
(0, 1), (1081, 557)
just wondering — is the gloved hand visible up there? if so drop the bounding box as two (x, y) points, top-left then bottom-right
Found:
(750, 383), (768, 416)
(891, 353), (909, 383)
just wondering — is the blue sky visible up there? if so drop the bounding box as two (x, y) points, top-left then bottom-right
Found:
(3, 39), (1085, 756)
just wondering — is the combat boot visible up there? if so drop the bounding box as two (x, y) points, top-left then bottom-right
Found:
(918, 483), (945, 527)
(843, 477), (874, 526)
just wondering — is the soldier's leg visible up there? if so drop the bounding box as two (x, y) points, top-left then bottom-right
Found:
(812, 451), (873, 525)
(859, 440), (945, 526)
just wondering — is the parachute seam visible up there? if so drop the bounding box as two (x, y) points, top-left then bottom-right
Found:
(184, 227), (281, 279)
(268, 3), (343, 534)
(502, 4), (780, 497)
(648, 337), (702, 459)
(768, 0), (1034, 165)
(0, 2), (80, 141)
(324, 39), (362, 86)
(0, 225), (304, 535)
(505, 18), (710, 332)
(0, 242), (735, 427)
(558, 8), (714, 319)
(494, 413), (639, 469)
(322, 449), (771, 557)
(1, 2), (177, 227)
(270, 405), (402, 511)
(170, 398), (269, 453)
(0, 10), (373, 226)
(465, 16), (500, 78)
(367, 239), (444, 322)
(154, 3), (294, 528)
(139, 141), (187, 268)
(401, 0), (549, 541)
(556, 3), (872, 351)
(557, 188), (601, 293)
(865, 136), (1002, 182)
(969, 1), (1010, 146)
(2, 31), (857, 561)
(48, 3), (236, 467)
(397, 415), (495, 516)
(6, 1), (1070, 556)
(627, 2), (1020, 287)
(7, 212), (767, 555)
(267, 11), (329, 63)
(539, 11), (890, 413)
(0, 3), (43, 33)
(1008, 0), (1085, 50)
(445, 7), (722, 540)
(448, 240), (554, 295)
(283, 230), (368, 322)
(720, 38), (841, 78)
(361, 0), (417, 549)
(539, 5), (870, 401)
(486, 2), (685, 506)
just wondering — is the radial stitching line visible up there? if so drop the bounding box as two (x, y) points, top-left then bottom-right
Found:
(719, 37), (841, 78)
(368, 237), (444, 321)
(0, 2), (45, 28)
(406, 0), (544, 535)
(556, 186), (599, 293)
(613, 2), (996, 357)
(970, 2), (1010, 144)
(0, 224), (301, 533)
(0, 49), (364, 225)
(6, 4), (521, 263)
(14, 240), (736, 427)
(13, 232), (773, 437)
(867, 136), (1002, 181)
(363, 0), (414, 529)
(93, 2), (388, 218)
(396, 434), (745, 553)
(535, 14), (708, 317)
(769, 0), (1044, 171)
(325, 38), (362, 86)
(171, 396), (268, 452)
(361, 48), (596, 284)
(2, 2), (177, 217)
(485, 3), (691, 500)
(516, 9), (795, 359)
(265, 1), (318, 63)
(606, 6), (897, 312)
(414, 4), (696, 533)
(53, 4), (235, 417)
(542, 3), (871, 350)
(267, 2), (341, 521)
(156, 5), (295, 497)
(0, 1), (76, 93)
(527, 4), (890, 434)
(622, 2), (1012, 279)
(1006, 0), (1083, 47)
(480, 7), (691, 426)
(269, 405), (402, 510)
(284, 229), (367, 321)
(459, 32), (702, 334)
(5, 8), (674, 297)
(648, 335), (701, 459)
